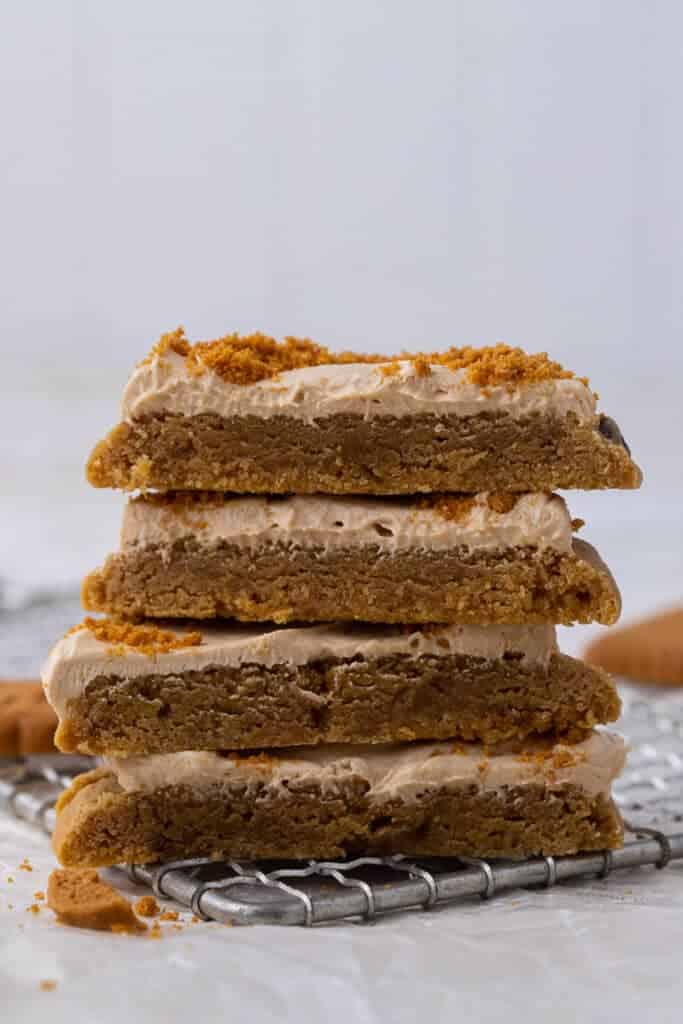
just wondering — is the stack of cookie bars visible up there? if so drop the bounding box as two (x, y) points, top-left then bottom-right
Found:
(44, 332), (641, 868)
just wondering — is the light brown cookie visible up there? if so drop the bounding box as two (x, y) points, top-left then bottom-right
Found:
(47, 868), (147, 933)
(0, 681), (58, 756)
(584, 607), (683, 685)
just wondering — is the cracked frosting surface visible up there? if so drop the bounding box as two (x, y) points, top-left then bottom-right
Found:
(42, 622), (558, 715)
(121, 349), (597, 426)
(106, 731), (626, 802)
(120, 492), (574, 556)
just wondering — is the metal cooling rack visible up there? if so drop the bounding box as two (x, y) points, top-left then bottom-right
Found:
(2, 692), (683, 926)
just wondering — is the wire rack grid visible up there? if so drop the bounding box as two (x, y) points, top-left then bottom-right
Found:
(2, 692), (683, 926)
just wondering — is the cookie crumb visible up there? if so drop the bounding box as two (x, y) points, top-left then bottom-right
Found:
(422, 492), (522, 523)
(148, 921), (162, 940)
(19, 858), (33, 872)
(485, 493), (523, 515)
(142, 330), (585, 391)
(34, 890), (45, 901)
(159, 909), (178, 922)
(378, 361), (401, 378)
(40, 980), (57, 992)
(134, 895), (160, 918)
(47, 868), (146, 934)
(411, 354), (432, 378)
(66, 618), (202, 657)
(26, 903), (40, 914)
(433, 344), (586, 391)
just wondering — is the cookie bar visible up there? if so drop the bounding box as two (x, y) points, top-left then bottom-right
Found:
(43, 619), (620, 756)
(52, 731), (626, 867)
(86, 332), (641, 494)
(82, 492), (621, 625)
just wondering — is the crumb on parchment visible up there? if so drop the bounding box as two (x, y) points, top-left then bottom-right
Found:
(47, 868), (147, 935)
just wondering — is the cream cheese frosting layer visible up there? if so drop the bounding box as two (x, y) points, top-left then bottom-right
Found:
(42, 622), (558, 715)
(121, 492), (574, 556)
(106, 731), (626, 802)
(121, 349), (596, 426)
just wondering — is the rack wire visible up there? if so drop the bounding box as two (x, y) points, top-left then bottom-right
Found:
(2, 692), (683, 926)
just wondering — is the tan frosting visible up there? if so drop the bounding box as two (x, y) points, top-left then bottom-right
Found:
(121, 349), (596, 426)
(107, 731), (626, 802)
(42, 622), (558, 716)
(121, 492), (573, 556)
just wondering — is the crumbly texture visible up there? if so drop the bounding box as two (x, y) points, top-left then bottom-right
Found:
(86, 410), (641, 493)
(585, 607), (683, 686)
(81, 538), (621, 626)
(0, 680), (57, 756)
(134, 895), (160, 917)
(421, 493), (522, 521)
(53, 767), (624, 867)
(146, 330), (583, 389)
(146, 328), (386, 383)
(47, 868), (146, 933)
(54, 652), (620, 757)
(67, 617), (202, 656)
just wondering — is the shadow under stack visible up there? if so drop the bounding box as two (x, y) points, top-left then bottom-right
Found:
(43, 332), (641, 867)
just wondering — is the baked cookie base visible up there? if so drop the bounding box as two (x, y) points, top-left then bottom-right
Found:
(55, 652), (620, 757)
(82, 538), (621, 626)
(86, 410), (641, 494)
(53, 768), (624, 867)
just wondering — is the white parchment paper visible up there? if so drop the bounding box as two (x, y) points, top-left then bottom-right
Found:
(3, 753), (683, 1024)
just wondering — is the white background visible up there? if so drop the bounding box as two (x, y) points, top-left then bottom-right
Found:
(1, 4), (682, 1020)
(1, 0), (681, 638)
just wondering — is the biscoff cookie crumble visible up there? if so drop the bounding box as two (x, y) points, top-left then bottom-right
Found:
(378, 360), (401, 378)
(67, 618), (202, 657)
(424, 344), (588, 391)
(482, 493), (523, 515)
(516, 747), (587, 773)
(144, 327), (191, 362)
(47, 869), (147, 934)
(141, 329), (588, 390)
(421, 493), (522, 523)
(134, 895), (160, 917)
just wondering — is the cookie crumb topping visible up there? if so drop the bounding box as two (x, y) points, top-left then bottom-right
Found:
(134, 895), (160, 918)
(142, 328), (587, 390)
(68, 618), (202, 657)
(422, 493), (523, 523)
(515, 745), (587, 781)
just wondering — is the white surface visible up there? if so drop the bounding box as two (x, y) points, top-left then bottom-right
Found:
(2, 2), (683, 1019)
(2, 804), (683, 1024)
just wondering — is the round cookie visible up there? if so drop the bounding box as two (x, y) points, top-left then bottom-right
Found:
(585, 607), (683, 685)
